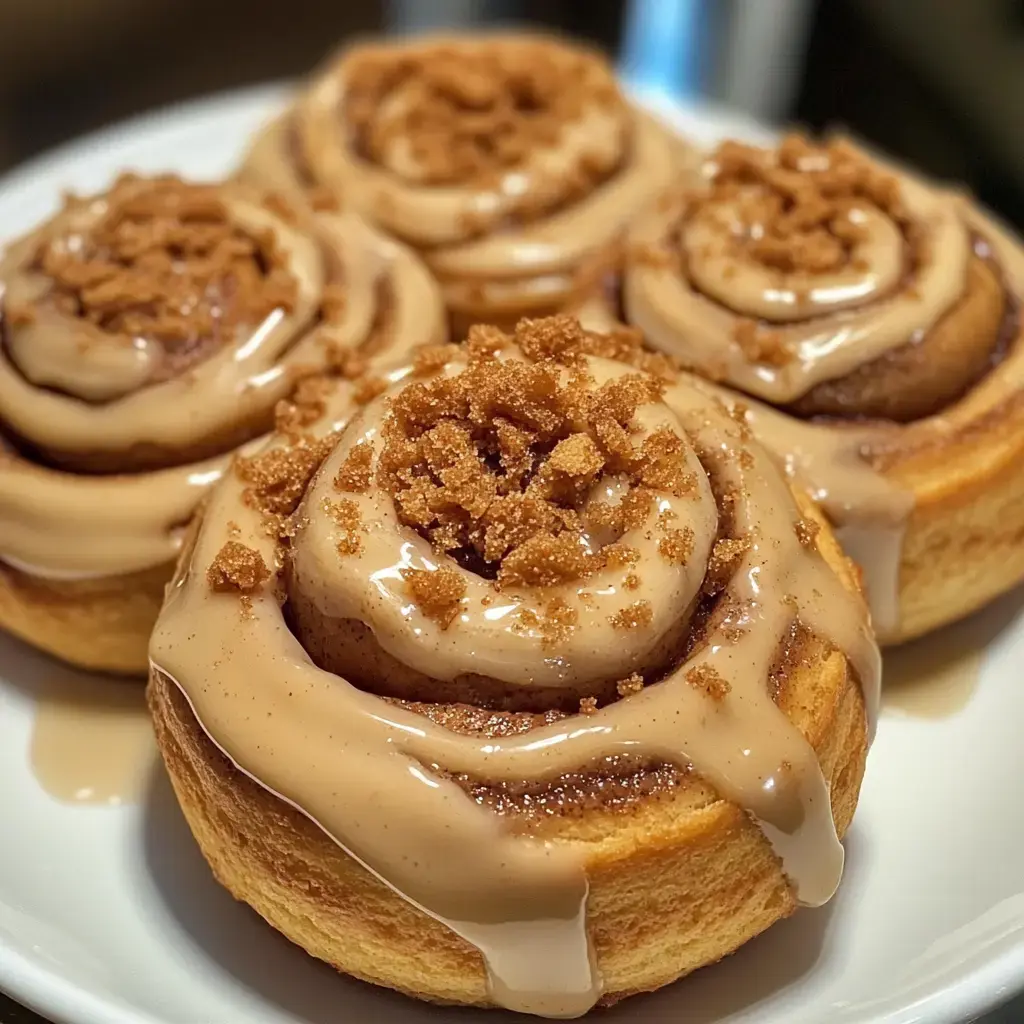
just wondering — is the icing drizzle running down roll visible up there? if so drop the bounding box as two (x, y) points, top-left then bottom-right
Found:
(0, 173), (445, 581)
(612, 136), (1024, 642)
(150, 316), (879, 1017)
(241, 34), (683, 327)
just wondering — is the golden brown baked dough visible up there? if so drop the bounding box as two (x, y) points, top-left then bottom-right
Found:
(148, 316), (877, 1015)
(0, 173), (445, 673)
(0, 559), (167, 674)
(581, 134), (1024, 645)
(240, 34), (688, 332)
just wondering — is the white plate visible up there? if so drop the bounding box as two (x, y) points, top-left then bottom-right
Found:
(0, 84), (1023, 1024)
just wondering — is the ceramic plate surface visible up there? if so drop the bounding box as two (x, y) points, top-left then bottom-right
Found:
(0, 84), (1022, 1024)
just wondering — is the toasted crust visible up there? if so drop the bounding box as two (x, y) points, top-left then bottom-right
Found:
(0, 560), (167, 674)
(146, 490), (870, 1008)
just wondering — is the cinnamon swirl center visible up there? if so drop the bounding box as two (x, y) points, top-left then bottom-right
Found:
(283, 318), (720, 711)
(627, 134), (1011, 421)
(682, 136), (910, 329)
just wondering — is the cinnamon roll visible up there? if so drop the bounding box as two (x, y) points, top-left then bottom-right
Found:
(0, 173), (445, 673)
(590, 134), (1024, 645)
(241, 34), (684, 332)
(148, 315), (878, 1015)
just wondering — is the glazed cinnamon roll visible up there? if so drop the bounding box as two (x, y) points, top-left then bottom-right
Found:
(241, 34), (684, 331)
(148, 316), (877, 1015)
(0, 173), (444, 673)
(588, 134), (1024, 644)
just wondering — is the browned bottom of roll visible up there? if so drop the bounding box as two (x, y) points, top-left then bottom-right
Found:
(0, 560), (168, 675)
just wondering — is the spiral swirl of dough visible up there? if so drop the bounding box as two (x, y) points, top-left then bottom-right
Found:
(242, 34), (684, 325)
(0, 174), (445, 578)
(626, 135), (1011, 422)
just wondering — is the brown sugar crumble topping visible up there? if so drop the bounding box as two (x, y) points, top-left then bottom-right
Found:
(616, 673), (644, 697)
(687, 135), (908, 365)
(401, 566), (467, 628)
(343, 38), (625, 191)
(376, 316), (687, 592)
(333, 441), (374, 493)
(703, 134), (906, 274)
(412, 343), (462, 377)
(237, 436), (337, 536)
(577, 325), (678, 381)
(322, 343), (371, 382)
(609, 600), (653, 631)
(515, 597), (580, 648)
(733, 319), (792, 368)
(685, 663), (731, 700)
(353, 375), (389, 405)
(207, 540), (271, 593)
(323, 498), (364, 556)
(794, 517), (821, 548)
(658, 526), (695, 565)
(274, 374), (337, 438)
(37, 175), (298, 377)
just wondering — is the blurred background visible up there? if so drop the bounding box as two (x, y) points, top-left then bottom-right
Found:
(0, 0), (1020, 227)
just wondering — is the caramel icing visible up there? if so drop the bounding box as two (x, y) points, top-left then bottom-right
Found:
(597, 137), (1024, 643)
(31, 673), (154, 804)
(0, 176), (446, 579)
(627, 138), (980, 404)
(242, 35), (682, 317)
(150, 319), (878, 1018)
(0, 452), (226, 578)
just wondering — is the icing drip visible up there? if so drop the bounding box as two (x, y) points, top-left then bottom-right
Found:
(150, 317), (878, 1017)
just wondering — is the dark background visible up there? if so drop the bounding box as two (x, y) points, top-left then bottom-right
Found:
(0, 0), (1021, 225)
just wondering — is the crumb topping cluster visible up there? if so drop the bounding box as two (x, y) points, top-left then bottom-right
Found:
(679, 135), (907, 367)
(376, 317), (694, 594)
(36, 175), (298, 373)
(343, 38), (625, 188)
(700, 135), (905, 276)
(207, 540), (271, 593)
(685, 663), (731, 700)
(237, 435), (337, 532)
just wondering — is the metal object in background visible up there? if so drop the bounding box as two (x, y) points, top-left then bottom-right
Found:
(619, 0), (815, 121)
(387, 0), (514, 31)
(619, 0), (707, 101)
(712, 0), (815, 121)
